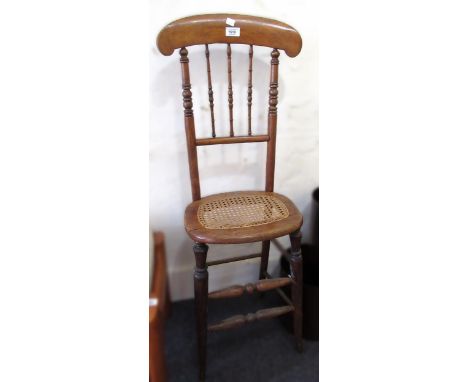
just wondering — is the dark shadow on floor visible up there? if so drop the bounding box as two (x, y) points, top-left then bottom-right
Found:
(164, 293), (318, 382)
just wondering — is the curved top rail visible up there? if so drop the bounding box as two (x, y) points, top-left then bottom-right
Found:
(157, 14), (302, 57)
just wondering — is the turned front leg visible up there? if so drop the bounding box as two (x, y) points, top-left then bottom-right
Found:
(193, 243), (209, 381)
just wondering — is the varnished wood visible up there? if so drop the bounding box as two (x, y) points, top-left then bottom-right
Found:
(265, 49), (279, 192)
(208, 277), (292, 299)
(185, 191), (303, 244)
(196, 134), (269, 146)
(149, 232), (170, 382)
(258, 240), (270, 279)
(289, 230), (303, 352)
(227, 44), (234, 137)
(247, 45), (253, 136)
(157, 14), (302, 57)
(208, 306), (294, 331)
(180, 48), (201, 201)
(206, 252), (261, 267)
(193, 243), (208, 381)
(205, 45), (216, 138)
(156, 15), (305, 380)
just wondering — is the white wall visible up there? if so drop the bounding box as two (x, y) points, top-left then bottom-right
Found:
(150, 0), (318, 301)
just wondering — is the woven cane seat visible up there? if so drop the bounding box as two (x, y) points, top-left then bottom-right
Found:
(184, 191), (303, 244)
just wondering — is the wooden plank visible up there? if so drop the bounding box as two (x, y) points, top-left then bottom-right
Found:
(157, 14), (302, 58)
(196, 135), (269, 146)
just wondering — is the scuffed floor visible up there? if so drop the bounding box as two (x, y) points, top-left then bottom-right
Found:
(164, 293), (318, 381)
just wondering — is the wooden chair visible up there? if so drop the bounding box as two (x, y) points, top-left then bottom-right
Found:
(156, 14), (304, 381)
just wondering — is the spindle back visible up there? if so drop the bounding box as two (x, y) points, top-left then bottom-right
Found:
(156, 14), (302, 201)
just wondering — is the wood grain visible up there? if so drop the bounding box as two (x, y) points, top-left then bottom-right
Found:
(157, 14), (302, 57)
(196, 135), (269, 146)
(156, 15), (305, 380)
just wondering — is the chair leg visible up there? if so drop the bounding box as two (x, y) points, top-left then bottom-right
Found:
(258, 240), (271, 279)
(193, 243), (209, 381)
(289, 230), (303, 352)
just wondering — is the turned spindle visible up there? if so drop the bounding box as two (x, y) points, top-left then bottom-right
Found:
(205, 44), (216, 138)
(227, 43), (234, 137)
(247, 45), (253, 136)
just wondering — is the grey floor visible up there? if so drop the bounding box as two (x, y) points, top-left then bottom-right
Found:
(164, 293), (319, 382)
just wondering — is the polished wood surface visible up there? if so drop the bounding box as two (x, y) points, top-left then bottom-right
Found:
(156, 14), (305, 380)
(247, 45), (253, 136)
(208, 306), (294, 331)
(265, 49), (280, 192)
(180, 48), (201, 201)
(258, 240), (271, 280)
(227, 44), (234, 137)
(208, 277), (292, 299)
(157, 14), (302, 57)
(196, 134), (269, 146)
(193, 243), (209, 382)
(184, 191), (303, 244)
(204, 45), (216, 138)
(149, 232), (170, 382)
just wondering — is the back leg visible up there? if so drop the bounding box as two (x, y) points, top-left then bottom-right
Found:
(289, 229), (303, 352)
(258, 240), (271, 279)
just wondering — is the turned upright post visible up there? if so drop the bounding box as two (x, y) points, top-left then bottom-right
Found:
(265, 49), (279, 192)
(180, 47), (201, 201)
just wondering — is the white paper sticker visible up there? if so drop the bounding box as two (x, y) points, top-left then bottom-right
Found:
(225, 27), (240, 37)
(149, 298), (158, 307)
(226, 17), (236, 26)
